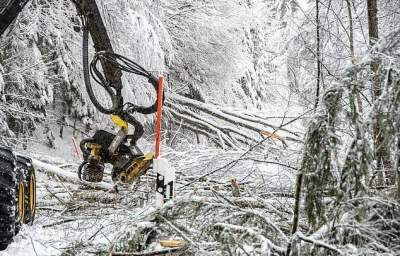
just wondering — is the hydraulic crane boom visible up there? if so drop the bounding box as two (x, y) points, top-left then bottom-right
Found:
(0, 0), (30, 35)
(0, 0), (162, 184)
(0, 2), (166, 250)
(0, 0), (123, 86)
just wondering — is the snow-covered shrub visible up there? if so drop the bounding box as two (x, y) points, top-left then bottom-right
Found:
(297, 28), (400, 255)
(301, 86), (342, 229)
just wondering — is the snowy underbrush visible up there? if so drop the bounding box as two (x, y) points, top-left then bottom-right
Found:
(4, 133), (397, 256)
(1, 140), (297, 256)
(1, 136), (398, 256)
(288, 196), (400, 256)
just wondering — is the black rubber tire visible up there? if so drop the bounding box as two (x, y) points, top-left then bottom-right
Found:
(0, 147), (17, 251)
(25, 167), (36, 224)
(16, 156), (36, 224)
(14, 172), (25, 235)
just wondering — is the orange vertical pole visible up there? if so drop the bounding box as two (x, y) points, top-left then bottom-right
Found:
(154, 76), (164, 159)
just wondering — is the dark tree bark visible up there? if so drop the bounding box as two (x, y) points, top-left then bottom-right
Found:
(346, 0), (363, 112)
(396, 137), (400, 199)
(286, 171), (303, 256)
(367, 0), (379, 48)
(346, 0), (355, 64)
(314, 0), (321, 110)
(367, 0), (392, 184)
(288, 2), (322, 254)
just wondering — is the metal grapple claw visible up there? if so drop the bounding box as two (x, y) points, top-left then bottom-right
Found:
(115, 152), (153, 183)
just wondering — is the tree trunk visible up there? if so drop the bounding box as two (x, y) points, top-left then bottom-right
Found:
(396, 137), (400, 199)
(367, 0), (379, 48)
(367, 0), (392, 185)
(367, 0), (380, 103)
(314, 0), (321, 110)
(346, 0), (355, 64)
(346, 0), (363, 112)
(286, 172), (303, 256)
(288, 2), (322, 251)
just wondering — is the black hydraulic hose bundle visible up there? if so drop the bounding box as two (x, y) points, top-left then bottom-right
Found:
(81, 23), (162, 145)
(89, 50), (160, 114)
(82, 27), (119, 114)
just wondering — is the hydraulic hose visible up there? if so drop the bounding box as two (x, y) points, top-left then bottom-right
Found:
(81, 17), (164, 145)
(82, 27), (119, 114)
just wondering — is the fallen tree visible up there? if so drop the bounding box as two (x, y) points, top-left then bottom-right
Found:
(165, 93), (303, 149)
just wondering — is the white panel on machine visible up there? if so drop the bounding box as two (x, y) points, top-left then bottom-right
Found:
(154, 157), (175, 207)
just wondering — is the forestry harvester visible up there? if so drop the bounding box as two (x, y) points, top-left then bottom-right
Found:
(0, 0), (169, 249)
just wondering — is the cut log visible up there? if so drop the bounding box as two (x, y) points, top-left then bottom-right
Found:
(32, 159), (114, 191)
(160, 239), (186, 248)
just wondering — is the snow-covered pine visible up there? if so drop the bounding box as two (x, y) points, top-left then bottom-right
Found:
(292, 24), (400, 256)
(0, 0), (87, 146)
(300, 86), (342, 230)
(0, 0), (297, 148)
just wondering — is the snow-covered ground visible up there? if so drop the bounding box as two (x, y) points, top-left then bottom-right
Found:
(1, 133), (298, 255)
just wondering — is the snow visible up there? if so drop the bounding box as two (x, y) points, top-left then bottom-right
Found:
(0, 115), (298, 255)
(0, 0), (399, 255)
